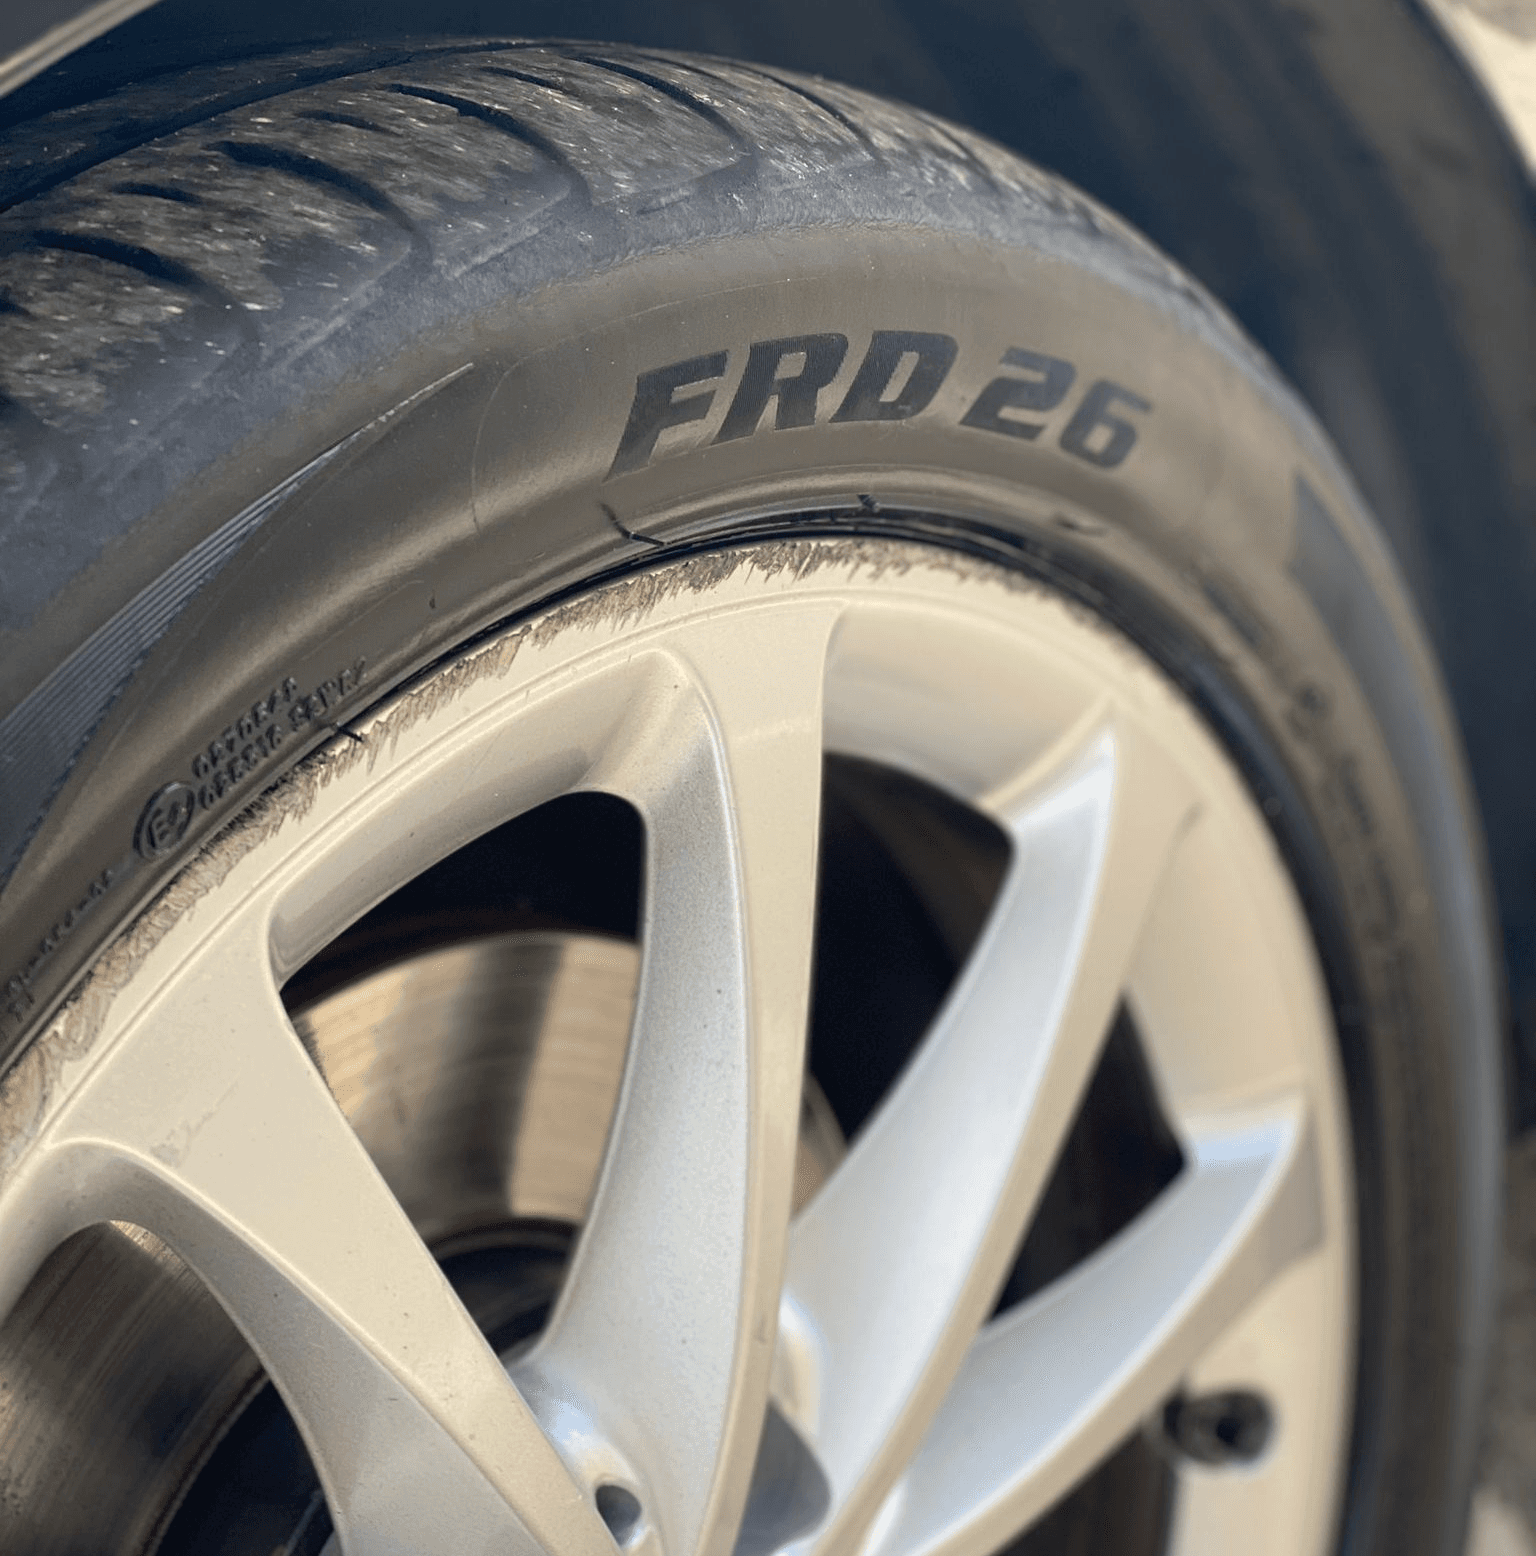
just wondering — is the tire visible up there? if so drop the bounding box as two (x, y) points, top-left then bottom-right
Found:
(0, 39), (1501, 1556)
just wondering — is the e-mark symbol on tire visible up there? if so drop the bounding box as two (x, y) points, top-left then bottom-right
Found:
(134, 783), (198, 860)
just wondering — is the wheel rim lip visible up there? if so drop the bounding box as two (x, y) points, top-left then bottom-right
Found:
(0, 535), (1354, 1556)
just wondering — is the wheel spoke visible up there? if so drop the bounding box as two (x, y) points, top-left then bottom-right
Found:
(868, 1104), (1319, 1556)
(31, 902), (607, 1556)
(782, 718), (1198, 1553)
(519, 605), (839, 1556)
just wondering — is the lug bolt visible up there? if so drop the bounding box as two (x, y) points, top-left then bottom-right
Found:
(596, 1484), (644, 1547)
(1162, 1390), (1273, 1466)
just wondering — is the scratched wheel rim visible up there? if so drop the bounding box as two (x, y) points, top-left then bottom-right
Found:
(0, 538), (1353, 1556)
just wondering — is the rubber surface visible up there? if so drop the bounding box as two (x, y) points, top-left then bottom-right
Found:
(0, 39), (1223, 1021)
(0, 41), (1504, 1556)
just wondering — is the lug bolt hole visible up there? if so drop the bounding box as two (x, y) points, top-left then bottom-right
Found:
(596, 1483), (644, 1546)
(1162, 1390), (1273, 1466)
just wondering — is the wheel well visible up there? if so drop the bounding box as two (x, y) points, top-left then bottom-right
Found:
(7, 0), (1536, 1125)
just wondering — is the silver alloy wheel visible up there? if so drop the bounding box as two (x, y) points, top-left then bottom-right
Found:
(0, 538), (1353, 1556)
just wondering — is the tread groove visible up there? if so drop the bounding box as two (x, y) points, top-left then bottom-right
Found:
(0, 385), (50, 428)
(911, 109), (1008, 195)
(724, 64), (882, 158)
(296, 109), (392, 135)
(112, 182), (203, 205)
(573, 53), (752, 157)
(209, 139), (416, 228)
(0, 41), (535, 215)
(387, 83), (589, 195)
(478, 65), (584, 99)
(26, 230), (217, 295)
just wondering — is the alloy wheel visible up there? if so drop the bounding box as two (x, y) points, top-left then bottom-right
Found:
(0, 539), (1353, 1556)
